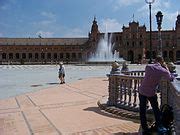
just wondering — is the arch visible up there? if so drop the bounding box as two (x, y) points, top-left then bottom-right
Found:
(60, 53), (63, 59)
(16, 53), (20, 59)
(78, 53), (82, 59)
(9, 53), (13, 59)
(152, 51), (156, 59)
(2, 53), (6, 59)
(22, 53), (26, 59)
(169, 51), (173, 61)
(66, 53), (70, 59)
(176, 50), (180, 60)
(41, 53), (45, 59)
(35, 53), (39, 59)
(163, 51), (168, 60)
(28, 53), (32, 59)
(72, 53), (76, 59)
(47, 53), (51, 59)
(127, 50), (134, 62)
(54, 53), (57, 59)
(146, 51), (150, 59)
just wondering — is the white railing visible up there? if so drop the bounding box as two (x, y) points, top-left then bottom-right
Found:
(107, 70), (180, 134)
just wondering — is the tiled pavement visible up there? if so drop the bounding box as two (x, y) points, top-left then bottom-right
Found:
(0, 77), (141, 135)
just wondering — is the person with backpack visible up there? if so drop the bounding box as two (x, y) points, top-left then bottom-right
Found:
(139, 55), (174, 135)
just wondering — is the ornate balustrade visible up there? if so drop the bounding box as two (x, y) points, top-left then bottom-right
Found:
(121, 70), (145, 76)
(107, 73), (144, 112)
(107, 70), (180, 134)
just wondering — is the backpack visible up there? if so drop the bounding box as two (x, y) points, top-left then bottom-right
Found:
(149, 104), (174, 134)
(161, 104), (174, 128)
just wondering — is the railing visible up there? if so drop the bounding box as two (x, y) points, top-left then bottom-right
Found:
(107, 70), (180, 134)
(107, 73), (144, 112)
(121, 70), (145, 76)
(160, 78), (180, 134)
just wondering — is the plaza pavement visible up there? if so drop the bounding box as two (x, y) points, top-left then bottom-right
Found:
(0, 77), (140, 135)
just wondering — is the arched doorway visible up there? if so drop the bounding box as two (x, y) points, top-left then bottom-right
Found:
(163, 51), (168, 60)
(127, 50), (134, 63)
(169, 51), (173, 62)
(146, 51), (150, 59)
(176, 50), (180, 61)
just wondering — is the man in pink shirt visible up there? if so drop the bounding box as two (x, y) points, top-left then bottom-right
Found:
(139, 55), (174, 134)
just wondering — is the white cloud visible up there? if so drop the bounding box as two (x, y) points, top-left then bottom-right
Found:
(99, 18), (123, 32)
(138, 0), (171, 15)
(112, 0), (141, 10)
(64, 28), (86, 37)
(41, 11), (56, 19)
(36, 31), (54, 38)
(32, 19), (56, 27)
(163, 11), (178, 28)
(32, 11), (56, 27)
(137, 0), (177, 29)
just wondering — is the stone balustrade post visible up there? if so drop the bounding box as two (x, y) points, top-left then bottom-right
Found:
(107, 75), (119, 106)
(107, 61), (121, 106)
(159, 78), (168, 107)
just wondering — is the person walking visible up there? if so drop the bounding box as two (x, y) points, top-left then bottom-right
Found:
(139, 55), (174, 135)
(58, 62), (65, 84)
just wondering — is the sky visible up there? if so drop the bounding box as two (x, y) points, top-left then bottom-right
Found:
(0, 0), (179, 38)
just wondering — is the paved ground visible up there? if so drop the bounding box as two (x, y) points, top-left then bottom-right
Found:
(0, 77), (140, 135)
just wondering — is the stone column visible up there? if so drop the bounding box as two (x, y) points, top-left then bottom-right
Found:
(107, 61), (121, 106)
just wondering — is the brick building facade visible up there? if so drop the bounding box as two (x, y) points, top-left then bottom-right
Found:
(0, 15), (180, 64)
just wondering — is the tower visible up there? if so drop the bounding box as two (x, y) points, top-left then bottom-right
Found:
(89, 17), (100, 41)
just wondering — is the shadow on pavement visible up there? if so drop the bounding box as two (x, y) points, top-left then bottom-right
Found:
(83, 107), (124, 119)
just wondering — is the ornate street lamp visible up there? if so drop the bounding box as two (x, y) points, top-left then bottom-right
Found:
(156, 11), (163, 56)
(145, 0), (155, 63)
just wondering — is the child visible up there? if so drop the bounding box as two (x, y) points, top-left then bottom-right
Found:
(58, 62), (65, 84)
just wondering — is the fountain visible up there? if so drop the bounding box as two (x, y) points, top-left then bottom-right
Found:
(88, 32), (124, 64)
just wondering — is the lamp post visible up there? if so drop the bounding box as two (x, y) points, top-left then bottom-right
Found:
(156, 11), (163, 56)
(145, 0), (155, 63)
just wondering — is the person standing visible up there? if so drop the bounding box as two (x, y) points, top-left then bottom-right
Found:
(58, 62), (65, 84)
(139, 55), (174, 135)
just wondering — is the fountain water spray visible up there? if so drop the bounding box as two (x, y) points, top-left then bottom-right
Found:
(88, 33), (123, 62)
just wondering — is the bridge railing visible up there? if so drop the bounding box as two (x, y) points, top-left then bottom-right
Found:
(107, 73), (144, 112)
(107, 70), (180, 134)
